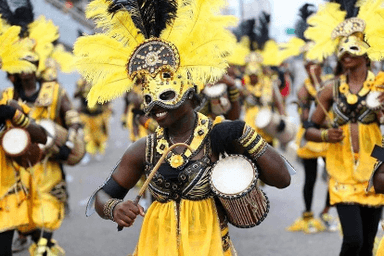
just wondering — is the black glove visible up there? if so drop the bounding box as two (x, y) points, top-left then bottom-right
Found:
(0, 105), (16, 125)
(131, 108), (145, 116)
(57, 145), (71, 161)
(210, 120), (245, 155)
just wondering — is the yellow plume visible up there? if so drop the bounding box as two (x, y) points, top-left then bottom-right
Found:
(28, 16), (59, 74)
(0, 26), (36, 74)
(304, 2), (346, 62)
(74, 34), (134, 107)
(164, 0), (237, 84)
(279, 37), (306, 61)
(51, 44), (75, 73)
(261, 40), (283, 66)
(358, 0), (384, 61)
(227, 36), (251, 66)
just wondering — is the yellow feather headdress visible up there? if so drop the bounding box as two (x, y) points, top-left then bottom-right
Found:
(28, 16), (60, 74)
(0, 25), (36, 74)
(305, 0), (384, 62)
(74, 0), (237, 109)
(227, 36), (250, 66)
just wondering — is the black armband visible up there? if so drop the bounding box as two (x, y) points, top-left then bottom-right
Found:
(303, 120), (320, 130)
(102, 177), (129, 200)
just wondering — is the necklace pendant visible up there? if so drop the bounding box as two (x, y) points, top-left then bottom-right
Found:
(169, 154), (184, 169)
(347, 94), (358, 105)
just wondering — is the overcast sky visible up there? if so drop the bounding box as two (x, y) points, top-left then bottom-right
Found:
(229, 0), (324, 42)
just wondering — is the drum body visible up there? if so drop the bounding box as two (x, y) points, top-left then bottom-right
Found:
(66, 129), (86, 166)
(203, 83), (231, 115)
(255, 108), (297, 145)
(39, 119), (68, 155)
(210, 155), (269, 228)
(1, 128), (41, 167)
(367, 91), (383, 110)
(39, 119), (85, 165)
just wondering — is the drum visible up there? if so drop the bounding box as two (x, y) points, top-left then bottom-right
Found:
(209, 154), (270, 228)
(66, 128), (86, 166)
(38, 119), (68, 154)
(367, 91), (383, 110)
(255, 108), (281, 138)
(255, 108), (297, 145)
(203, 83), (231, 115)
(1, 128), (42, 167)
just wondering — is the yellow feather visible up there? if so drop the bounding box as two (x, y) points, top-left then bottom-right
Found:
(164, 0), (237, 84)
(304, 2), (345, 62)
(51, 44), (75, 73)
(358, 0), (384, 61)
(279, 37), (306, 61)
(28, 16), (60, 73)
(0, 26), (36, 74)
(261, 40), (283, 66)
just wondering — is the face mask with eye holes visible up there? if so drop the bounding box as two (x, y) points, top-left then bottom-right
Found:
(141, 69), (195, 113)
(337, 35), (369, 59)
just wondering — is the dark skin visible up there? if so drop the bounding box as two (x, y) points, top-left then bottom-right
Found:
(217, 74), (241, 120)
(373, 164), (384, 194)
(305, 54), (384, 149)
(13, 72), (80, 131)
(95, 96), (291, 228)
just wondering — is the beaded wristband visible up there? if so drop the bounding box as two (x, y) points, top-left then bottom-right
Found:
(12, 109), (31, 128)
(321, 130), (329, 142)
(237, 124), (268, 161)
(103, 198), (123, 221)
(228, 87), (240, 102)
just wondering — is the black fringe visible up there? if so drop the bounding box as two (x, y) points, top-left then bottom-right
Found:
(108, 0), (177, 38)
(328, 0), (359, 18)
(295, 3), (315, 41)
(255, 11), (270, 50)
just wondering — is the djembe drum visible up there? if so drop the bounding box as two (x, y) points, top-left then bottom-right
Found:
(209, 154), (270, 228)
(1, 128), (42, 167)
(202, 83), (231, 115)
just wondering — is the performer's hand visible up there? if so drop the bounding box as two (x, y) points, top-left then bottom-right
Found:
(113, 200), (145, 228)
(0, 105), (16, 124)
(327, 128), (344, 143)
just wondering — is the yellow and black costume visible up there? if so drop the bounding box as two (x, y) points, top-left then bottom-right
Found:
(0, 20), (38, 255)
(304, 1), (384, 254)
(75, 78), (111, 156)
(73, 0), (251, 255)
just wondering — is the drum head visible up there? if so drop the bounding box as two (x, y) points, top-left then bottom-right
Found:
(2, 128), (30, 156)
(39, 119), (55, 148)
(211, 155), (256, 195)
(367, 91), (382, 110)
(255, 108), (272, 129)
(203, 83), (227, 98)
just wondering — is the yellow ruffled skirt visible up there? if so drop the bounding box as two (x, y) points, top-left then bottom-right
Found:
(80, 113), (109, 155)
(18, 161), (64, 233)
(133, 198), (233, 256)
(295, 126), (328, 159)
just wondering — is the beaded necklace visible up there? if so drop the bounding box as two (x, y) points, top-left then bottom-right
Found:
(339, 71), (375, 105)
(155, 112), (211, 169)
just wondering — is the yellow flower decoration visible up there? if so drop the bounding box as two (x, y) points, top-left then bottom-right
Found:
(169, 154), (184, 169)
(156, 137), (169, 155)
(339, 82), (348, 94)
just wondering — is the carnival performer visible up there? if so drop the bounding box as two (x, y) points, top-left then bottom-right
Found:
(0, 3), (84, 254)
(287, 3), (337, 234)
(304, 1), (384, 255)
(75, 77), (111, 163)
(74, 0), (293, 255)
(0, 20), (49, 256)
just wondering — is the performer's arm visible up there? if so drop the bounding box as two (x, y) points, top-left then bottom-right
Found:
(297, 85), (311, 123)
(373, 163), (384, 194)
(210, 121), (291, 189)
(95, 138), (146, 227)
(221, 74), (241, 120)
(305, 83), (344, 143)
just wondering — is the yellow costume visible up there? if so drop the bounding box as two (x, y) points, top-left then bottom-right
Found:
(243, 74), (274, 143)
(76, 78), (110, 155)
(326, 72), (384, 206)
(0, 93), (31, 233)
(2, 83), (67, 232)
(295, 76), (332, 159)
